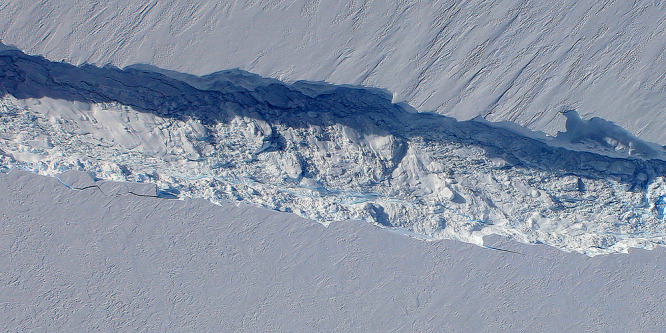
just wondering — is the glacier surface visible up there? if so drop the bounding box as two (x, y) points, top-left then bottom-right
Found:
(1, 0), (666, 143)
(2, 48), (666, 255)
(2, 170), (666, 331)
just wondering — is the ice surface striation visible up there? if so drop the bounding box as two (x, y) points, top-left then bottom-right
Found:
(2, 49), (666, 255)
(2, 0), (666, 144)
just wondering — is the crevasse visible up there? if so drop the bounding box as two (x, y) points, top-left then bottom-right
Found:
(1, 49), (666, 255)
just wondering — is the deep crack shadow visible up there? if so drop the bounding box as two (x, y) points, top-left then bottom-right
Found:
(53, 174), (174, 199)
(2, 44), (666, 189)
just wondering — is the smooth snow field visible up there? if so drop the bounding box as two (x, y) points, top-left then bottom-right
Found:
(1, 170), (665, 331)
(1, 1), (666, 143)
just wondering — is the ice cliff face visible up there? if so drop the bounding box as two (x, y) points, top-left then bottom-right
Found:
(1, 0), (666, 144)
(2, 49), (666, 255)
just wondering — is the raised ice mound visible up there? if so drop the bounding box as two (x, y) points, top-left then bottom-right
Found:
(2, 48), (666, 255)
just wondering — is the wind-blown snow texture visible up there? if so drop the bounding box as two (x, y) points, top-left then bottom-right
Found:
(2, 1), (666, 143)
(1, 170), (665, 331)
(2, 48), (666, 255)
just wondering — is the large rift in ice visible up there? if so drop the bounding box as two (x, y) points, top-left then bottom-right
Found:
(2, 48), (666, 255)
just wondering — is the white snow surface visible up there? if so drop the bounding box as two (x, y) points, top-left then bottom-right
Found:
(2, 0), (666, 143)
(2, 48), (666, 255)
(2, 170), (666, 331)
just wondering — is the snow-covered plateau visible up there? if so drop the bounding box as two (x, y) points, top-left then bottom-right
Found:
(2, 0), (666, 143)
(2, 170), (665, 331)
(2, 48), (666, 255)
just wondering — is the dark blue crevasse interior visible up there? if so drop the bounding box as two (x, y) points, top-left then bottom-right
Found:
(1, 44), (665, 191)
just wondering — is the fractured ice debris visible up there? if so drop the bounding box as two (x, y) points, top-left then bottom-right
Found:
(1, 51), (666, 255)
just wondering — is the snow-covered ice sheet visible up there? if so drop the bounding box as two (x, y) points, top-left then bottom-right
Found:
(1, 0), (666, 143)
(2, 48), (666, 255)
(1, 170), (665, 331)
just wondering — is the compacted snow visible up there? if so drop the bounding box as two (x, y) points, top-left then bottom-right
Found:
(1, 170), (665, 331)
(1, 0), (666, 143)
(2, 48), (666, 255)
